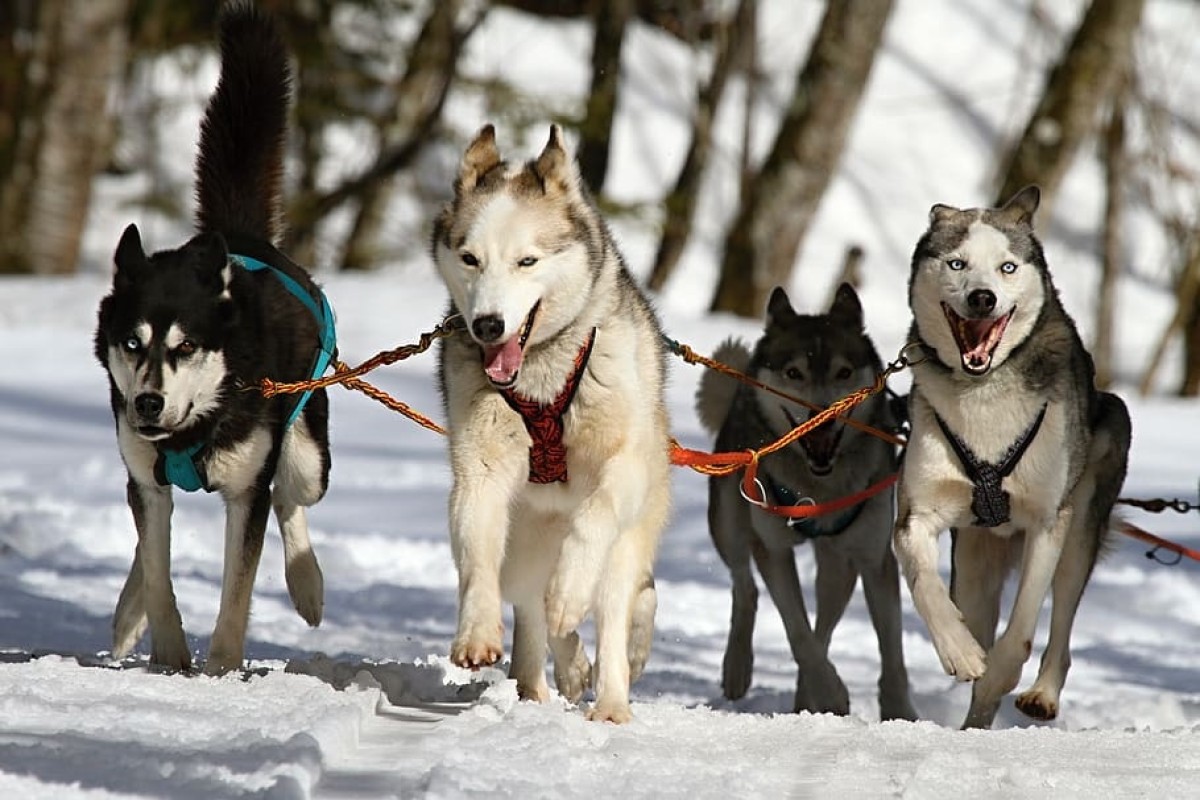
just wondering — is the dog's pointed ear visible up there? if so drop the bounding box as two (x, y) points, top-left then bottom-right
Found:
(186, 231), (232, 294)
(114, 223), (146, 280)
(533, 124), (578, 195)
(765, 286), (796, 327)
(997, 185), (1040, 225)
(457, 124), (501, 193)
(929, 203), (959, 226)
(829, 282), (864, 329)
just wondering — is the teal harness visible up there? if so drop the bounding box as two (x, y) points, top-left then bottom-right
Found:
(156, 253), (337, 492)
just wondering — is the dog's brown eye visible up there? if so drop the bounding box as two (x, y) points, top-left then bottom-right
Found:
(177, 339), (197, 357)
(785, 367), (803, 381)
(517, 256), (538, 268)
(461, 252), (479, 267)
(836, 367), (852, 380)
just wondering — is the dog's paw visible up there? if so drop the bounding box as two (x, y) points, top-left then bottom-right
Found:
(552, 647), (592, 704)
(516, 676), (551, 703)
(451, 626), (504, 669)
(1014, 688), (1059, 721)
(202, 650), (243, 677)
(721, 646), (754, 701)
(796, 663), (850, 716)
(587, 699), (633, 724)
(545, 582), (592, 639)
(285, 552), (324, 627)
(931, 627), (987, 681)
(149, 630), (192, 673)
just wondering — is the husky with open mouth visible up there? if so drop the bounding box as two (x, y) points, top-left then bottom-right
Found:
(894, 186), (1131, 728)
(695, 284), (916, 719)
(432, 125), (671, 723)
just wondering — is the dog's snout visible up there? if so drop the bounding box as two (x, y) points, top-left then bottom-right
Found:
(472, 315), (505, 343)
(134, 392), (165, 420)
(968, 289), (997, 315)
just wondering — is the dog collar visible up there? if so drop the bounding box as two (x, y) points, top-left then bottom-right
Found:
(155, 251), (337, 493)
(934, 404), (1047, 527)
(499, 329), (597, 484)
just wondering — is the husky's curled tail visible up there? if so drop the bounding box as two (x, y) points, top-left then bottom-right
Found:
(97, 2), (333, 676)
(195, 1), (290, 242)
(695, 339), (752, 434)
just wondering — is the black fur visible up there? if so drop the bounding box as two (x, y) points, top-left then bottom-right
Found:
(94, 2), (330, 672)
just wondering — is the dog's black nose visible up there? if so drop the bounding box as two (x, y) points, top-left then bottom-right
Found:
(472, 315), (505, 343)
(967, 289), (997, 315)
(134, 393), (164, 420)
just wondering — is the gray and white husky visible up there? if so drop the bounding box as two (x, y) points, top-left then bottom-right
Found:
(432, 125), (671, 723)
(94, 3), (332, 675)
(894, 186), (1131, 728)
(696, 284), (917, 720)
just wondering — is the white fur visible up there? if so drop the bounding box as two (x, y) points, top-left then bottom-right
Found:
(437, 129), (670, 723)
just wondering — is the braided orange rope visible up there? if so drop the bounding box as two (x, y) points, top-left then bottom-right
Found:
(666, 339), (908, 448)
(670, 352), (915, 478)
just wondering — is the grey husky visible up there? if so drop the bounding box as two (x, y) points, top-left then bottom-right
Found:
(893, 185), (1131, 728)
(432, 125), (671, 723)
(94, 3), (332, 675)
(696, 284), (917, 720)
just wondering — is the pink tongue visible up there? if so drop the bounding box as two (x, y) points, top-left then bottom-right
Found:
(483, 337), (524, 384)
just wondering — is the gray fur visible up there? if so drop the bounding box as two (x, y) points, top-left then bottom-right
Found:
(696, 284), (916, 720)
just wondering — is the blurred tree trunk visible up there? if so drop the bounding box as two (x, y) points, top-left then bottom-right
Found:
(993, 0), (1146, 213)
(576, 0), (635, 193)
(1178, 239), (1200, 396)
(1093, 77), (1127, 390)
(647, 0), (754, 292)
(710, 0), (893, 317)
(0, 0), (128, 274)
(283, 2), (480, 265)
(341, 0), (464, 271)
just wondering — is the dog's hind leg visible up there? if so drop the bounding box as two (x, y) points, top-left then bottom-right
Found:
(510, 603), (552, 702)
(125, 478), (191, 670)
(949, 529), (1011, 654)
(857, 544), (918, 721)
(709, 476), (757, 700)
(111, 544), (148, 660)
(549, 632), (591, 703)
(752, 533), (849, 715)
(626, 577), (657, 684)
(205, 486), (271, 676)
(589, 524), (658, 724)
(964, 509), (1071, 729)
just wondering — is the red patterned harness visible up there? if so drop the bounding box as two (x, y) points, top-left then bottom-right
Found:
(498, 329), (597, 484)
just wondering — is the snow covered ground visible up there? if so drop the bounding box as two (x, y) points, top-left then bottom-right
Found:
(3, 1), (1200, 797)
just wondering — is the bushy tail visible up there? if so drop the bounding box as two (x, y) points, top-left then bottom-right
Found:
(194, 1), (290, 243)
(694, 338), (752, 434)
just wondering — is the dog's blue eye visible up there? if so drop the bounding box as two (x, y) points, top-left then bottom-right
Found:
(122, 336), (141, 353)
(461, 252), (479, 267)
(517, 256), (538, 268)
(1000, 261), (1018, 274)
(947, 258), (966, 271)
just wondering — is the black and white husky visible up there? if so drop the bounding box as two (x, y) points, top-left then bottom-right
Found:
(893, 186), (1130, 728)
(94, 3), (334, 675)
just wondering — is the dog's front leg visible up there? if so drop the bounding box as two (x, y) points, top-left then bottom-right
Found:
(205, 486), (270, 675)
(448, 470), (518, 669)
(964, 507), (1071, 728)
(123, 477), (190, 670)
(894, 506), (987, 681)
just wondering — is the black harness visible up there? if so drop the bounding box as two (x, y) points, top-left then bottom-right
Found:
(934, 405), (1047, 528)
